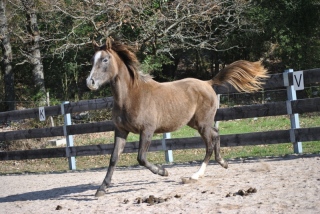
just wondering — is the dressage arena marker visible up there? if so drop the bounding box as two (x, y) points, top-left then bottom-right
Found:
(38, 107), (46, 121)
(293, 71), (304, 90)
(284, 69), (303, 153)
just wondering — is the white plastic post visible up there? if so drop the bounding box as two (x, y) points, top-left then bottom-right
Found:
(61, 101), (76, 170)
(162, 133), (173, 163)
(214, 94), (220, 129)
(283, 69), (303, 154)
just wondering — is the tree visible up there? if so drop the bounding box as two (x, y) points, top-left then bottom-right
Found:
(4, 0), (318, 106)
(62, 0), (253, 78)
(0, 0), (15, 111)
(250, 0), (320, 71)
(20, 0), (46, 105)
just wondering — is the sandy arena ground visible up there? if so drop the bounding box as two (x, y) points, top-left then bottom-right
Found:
(0, 154), (319, 214)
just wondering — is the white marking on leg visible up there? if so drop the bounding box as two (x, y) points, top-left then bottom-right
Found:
(191, 162), (207, 180)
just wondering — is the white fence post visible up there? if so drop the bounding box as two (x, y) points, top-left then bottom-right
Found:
(61, 101), (76, 170)
(283, 69), (303, 154)
(162, 133), (173, 163)
(214, 94), (221, 129)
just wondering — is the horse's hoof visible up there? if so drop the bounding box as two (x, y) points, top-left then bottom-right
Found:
(219, 160), (228, 169)
(163, 169), (169, 176)
(95, 190), (106, 197)
(160, 168), (169, 176)
(222, 161), (228, 169)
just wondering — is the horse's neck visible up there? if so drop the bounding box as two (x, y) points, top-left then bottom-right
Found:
(110, 67), (136, 109)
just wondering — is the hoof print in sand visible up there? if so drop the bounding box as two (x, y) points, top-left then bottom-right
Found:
(181, 177), (198, 184)
(55, 205), (63, 210)
(135, 195), (170, 206)
(226, 187), (257, 197)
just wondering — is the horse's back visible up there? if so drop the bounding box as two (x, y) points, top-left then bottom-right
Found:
(162, 78), (216, 106)
(159, 78), (215, 96)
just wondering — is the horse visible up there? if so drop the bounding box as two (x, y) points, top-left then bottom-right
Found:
(86, 38), (268, 197)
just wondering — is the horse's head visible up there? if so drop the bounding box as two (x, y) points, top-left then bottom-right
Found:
(86, 38), (118, 90)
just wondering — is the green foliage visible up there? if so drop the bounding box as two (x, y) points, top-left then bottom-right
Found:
(253, 0), (320, 70)
(120, 23), (141, 40)
(214, 0), (320, 71)
(141, 54), (173, 75)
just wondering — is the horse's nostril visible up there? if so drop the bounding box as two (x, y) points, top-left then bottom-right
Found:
(90, 79), (95, 86)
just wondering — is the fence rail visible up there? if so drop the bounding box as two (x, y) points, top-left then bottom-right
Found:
(1, 98), (320, 142)
(0, 68), (320, 163)
(1, 127), (320, 161)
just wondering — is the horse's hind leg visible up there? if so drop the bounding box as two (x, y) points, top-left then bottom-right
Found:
(212, 127), (228, 169)
(95, 128), (128, 197)
(191, 126), (227, 180)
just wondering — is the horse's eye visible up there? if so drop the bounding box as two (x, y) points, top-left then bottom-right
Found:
(102, 58), (108, 63)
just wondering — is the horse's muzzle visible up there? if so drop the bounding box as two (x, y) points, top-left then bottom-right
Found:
(86, 78), (99, 90)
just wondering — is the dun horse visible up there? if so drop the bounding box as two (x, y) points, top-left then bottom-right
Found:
(86, 38), (268, 197)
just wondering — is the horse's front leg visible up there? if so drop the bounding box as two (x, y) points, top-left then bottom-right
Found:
(95, 128), (128, 197)
(137, 130), (168, 176)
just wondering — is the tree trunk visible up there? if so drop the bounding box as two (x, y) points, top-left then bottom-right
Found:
(21, 0), (46, 105)
(0, 0), (15, 111)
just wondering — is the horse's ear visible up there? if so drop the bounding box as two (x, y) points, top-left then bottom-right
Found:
(106, 37), (113, 50)
(92, 40), (100, 52)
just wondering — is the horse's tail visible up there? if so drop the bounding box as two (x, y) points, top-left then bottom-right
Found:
(210, 60), (268, 93)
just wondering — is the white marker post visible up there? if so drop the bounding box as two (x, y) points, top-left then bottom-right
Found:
(214, 94), (221, 129)
(283, 69), (303, 154)
(61, 101), (76, 170)
(162, 133), (173, 163)
(39, 107), (46, 121)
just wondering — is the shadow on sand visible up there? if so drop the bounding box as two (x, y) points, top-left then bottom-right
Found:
(0, 184), (99, 202)
(0, 179), (155, 203)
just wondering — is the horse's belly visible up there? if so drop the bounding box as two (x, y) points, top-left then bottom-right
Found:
(154, 126), (182, 134)
(154, 115), (192, 133)
(113, 115), (141, 134)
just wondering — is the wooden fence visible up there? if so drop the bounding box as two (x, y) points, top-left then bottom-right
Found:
(0, 68), (320, 166)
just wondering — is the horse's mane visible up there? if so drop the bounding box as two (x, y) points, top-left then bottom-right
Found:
(101, 40), (151, 84)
